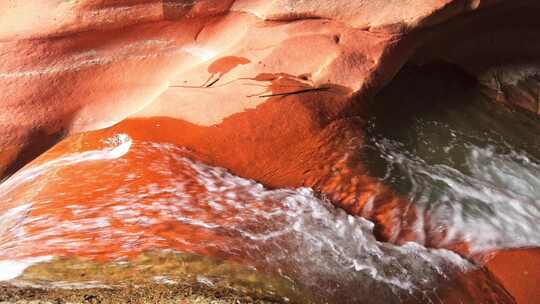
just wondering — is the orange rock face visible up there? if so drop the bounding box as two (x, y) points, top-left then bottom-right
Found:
(480, 248), (540, 304)
(411, 0), (540, 113)
(2, 0), (532, 177)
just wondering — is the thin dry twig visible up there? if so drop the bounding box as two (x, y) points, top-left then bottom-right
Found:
(256, 87), (330, 98)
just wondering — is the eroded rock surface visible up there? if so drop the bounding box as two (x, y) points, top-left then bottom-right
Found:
(2, 0), (537, 177)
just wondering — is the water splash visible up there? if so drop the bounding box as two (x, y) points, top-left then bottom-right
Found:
(365, 67), (540, 254)
(374, 138), (540, 253)
(0, 138), (489, 303)
(0, 133), (131, 197)
(0, 256), (53, 281)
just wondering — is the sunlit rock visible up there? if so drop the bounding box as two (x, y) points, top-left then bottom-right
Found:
(2, 0), (536, 176)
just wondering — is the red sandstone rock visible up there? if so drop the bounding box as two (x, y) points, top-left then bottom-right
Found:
(476, 248), (540, 304)
(411, 0), (540, 113)
(1, 0), (536, 177)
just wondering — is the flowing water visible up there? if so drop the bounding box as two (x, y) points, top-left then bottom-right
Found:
(364, 64), (540, 254)
(0, 64), (538, 303)
(0, 136), (505, 303)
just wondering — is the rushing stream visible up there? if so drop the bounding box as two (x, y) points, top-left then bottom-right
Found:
(0, 64), (538, 303)
(364, 64), (540, 254)
(0, 136), (500, 303)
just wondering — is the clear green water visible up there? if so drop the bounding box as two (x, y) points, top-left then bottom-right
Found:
(364, 63), (540, 252)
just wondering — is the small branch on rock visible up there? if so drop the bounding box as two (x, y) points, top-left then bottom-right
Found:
(256, 87), (330, 98)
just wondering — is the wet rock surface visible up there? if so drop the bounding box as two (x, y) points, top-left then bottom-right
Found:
(0, 129), (515, 303)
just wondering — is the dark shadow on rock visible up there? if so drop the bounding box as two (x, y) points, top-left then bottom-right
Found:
(2, 127), (67, 181)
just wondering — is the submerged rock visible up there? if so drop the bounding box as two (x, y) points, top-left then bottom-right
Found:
(483, 248), (540, 304)
(0, 130), (513, 303)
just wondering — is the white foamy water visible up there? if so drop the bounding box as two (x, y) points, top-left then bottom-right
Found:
(0, 138), (487, 303)
(0, 133), (131, 198)
(374, 138), (540, 253)
(186, 159), (473, 298)
(0, 256), (53, 281)
(0, 134), (132, 282)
